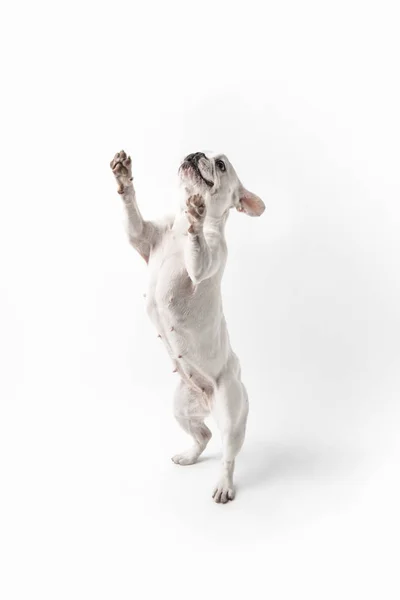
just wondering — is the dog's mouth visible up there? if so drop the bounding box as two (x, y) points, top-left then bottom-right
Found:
(180, 159), (214, 188)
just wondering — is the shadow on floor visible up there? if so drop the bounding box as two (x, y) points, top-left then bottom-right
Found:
(238, 438), (363, 489)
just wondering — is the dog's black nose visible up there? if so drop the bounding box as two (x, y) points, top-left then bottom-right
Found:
(185, 152), (206, 163)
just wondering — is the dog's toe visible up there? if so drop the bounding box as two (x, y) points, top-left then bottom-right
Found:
(212, 483), (235, 503)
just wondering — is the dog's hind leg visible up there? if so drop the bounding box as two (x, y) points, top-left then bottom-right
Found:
(171, 381), (212, 466)
(211, 374), (249, 503)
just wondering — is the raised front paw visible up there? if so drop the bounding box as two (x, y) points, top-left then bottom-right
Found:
(110, 150), (133, 194)
(186, 194), (206, 234)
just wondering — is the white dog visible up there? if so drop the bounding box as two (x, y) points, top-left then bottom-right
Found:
(110, 150), (265, 503)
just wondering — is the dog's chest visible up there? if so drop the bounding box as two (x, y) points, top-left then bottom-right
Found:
(146, 229), (194, 326)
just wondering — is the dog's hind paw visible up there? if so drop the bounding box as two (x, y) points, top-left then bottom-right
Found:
(212, 482), (236, 504)
(171, 449), (201, 466)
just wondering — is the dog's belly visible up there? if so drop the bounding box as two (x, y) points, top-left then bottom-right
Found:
(145, 235), (229, 394)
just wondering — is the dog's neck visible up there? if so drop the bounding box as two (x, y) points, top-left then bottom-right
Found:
(175, 187), (231, 232)
(173, 207), (229, 234)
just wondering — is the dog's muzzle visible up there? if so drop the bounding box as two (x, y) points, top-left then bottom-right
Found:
(181, 152), (214, 188)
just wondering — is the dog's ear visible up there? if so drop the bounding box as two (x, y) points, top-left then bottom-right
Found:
(236, 188), (265, 217)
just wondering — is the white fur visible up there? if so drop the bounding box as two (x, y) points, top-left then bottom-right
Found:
(110, 150), (265, 503)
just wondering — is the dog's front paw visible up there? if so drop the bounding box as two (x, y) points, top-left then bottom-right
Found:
(110, 150), (133, 195)
(186, 194), (206, 234)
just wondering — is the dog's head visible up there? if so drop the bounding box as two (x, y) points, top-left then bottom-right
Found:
(179, 151), (265, 218)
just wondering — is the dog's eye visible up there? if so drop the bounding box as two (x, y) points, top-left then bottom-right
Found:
(216, 159), (226, 172)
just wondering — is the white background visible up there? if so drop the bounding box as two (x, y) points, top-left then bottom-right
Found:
(1, 0), (400, 598)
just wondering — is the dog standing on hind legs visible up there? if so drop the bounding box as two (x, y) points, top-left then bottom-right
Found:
(110, 149), (265, 503)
